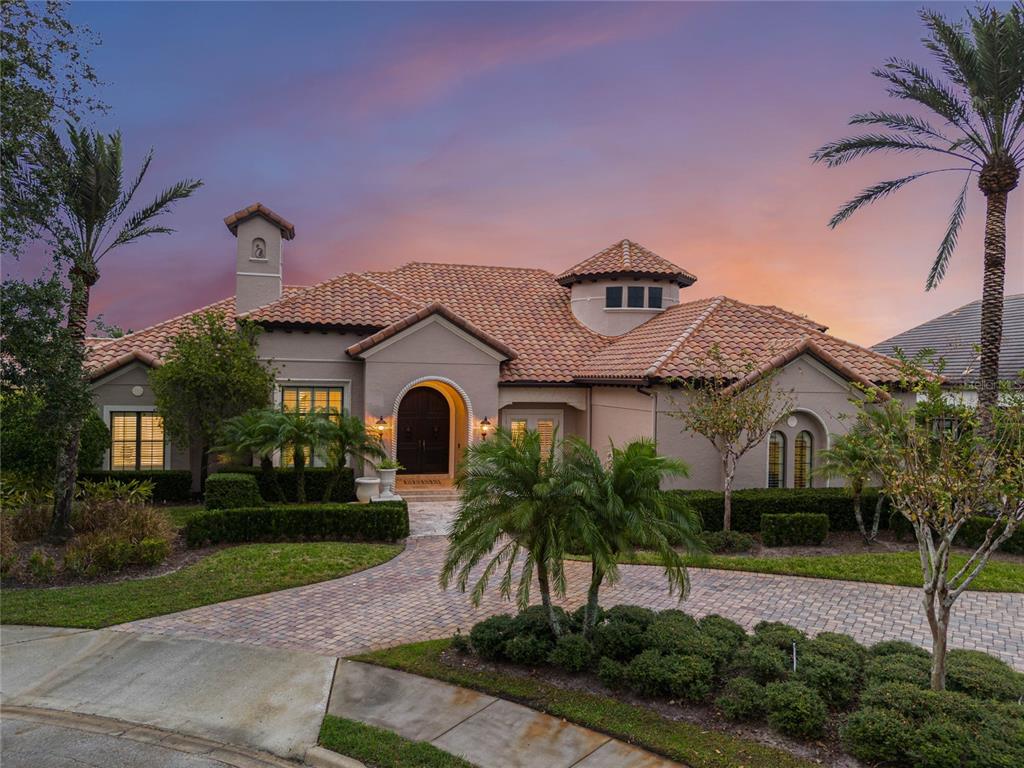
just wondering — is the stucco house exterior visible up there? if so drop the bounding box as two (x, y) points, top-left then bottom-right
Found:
(85, 203), (911, 493)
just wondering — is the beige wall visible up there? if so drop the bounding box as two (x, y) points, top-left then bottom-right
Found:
(590, 386), (654, 455)
(234, 216), (284, 314)
(569, 280), (681, 336)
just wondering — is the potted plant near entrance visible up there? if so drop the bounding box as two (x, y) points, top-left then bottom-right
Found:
(376, 458), (404, 500)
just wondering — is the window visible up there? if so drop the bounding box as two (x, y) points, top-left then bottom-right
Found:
(110, 411), (165, 470)
(280, 385), (345, 467)
(536, 418), (555, 457)
(768, 431), (785, 488)
(509, 419), (527, 443)
(503, 412), (560, 456)
(794, 430), (813, 489)
(648, 286), (663, 309)
(627, 286), (645, 308)
(605, 286), (623, 308)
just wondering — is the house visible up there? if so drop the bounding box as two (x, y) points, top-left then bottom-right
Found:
(85, 203), (912, 493)
(872, 294), (1024, 401)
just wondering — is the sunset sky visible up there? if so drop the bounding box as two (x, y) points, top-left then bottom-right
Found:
(11, 1), (1022, 346)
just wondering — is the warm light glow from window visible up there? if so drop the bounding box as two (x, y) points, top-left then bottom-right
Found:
(281, 385), (344, 467)
(510, 419), (527, 442)
(111, 412), (165, 470)
(794, 430), (813, 489)
(536, 419), (555, 457)
(768, 430), (785, 488)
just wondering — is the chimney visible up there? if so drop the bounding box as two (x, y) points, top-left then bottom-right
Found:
(224, 203), (296, 314)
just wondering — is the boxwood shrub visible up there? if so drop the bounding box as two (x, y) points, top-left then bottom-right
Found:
(184, 500), (408, 546)
(764, 680), (828, 739)
(955, 516), (1024, 555)
(761, 513), (829, 547)
(215, 466), (356, 503)
(678, 487), (887, 533)
(204, 473), (263, 510)
(78, 470), (192, 502)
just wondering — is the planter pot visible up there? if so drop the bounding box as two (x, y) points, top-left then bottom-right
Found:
(355, 476), (380, 503)
(377, 468), (398, 499)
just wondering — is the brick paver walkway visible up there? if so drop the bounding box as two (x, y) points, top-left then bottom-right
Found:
(118, 502), (1024, 670)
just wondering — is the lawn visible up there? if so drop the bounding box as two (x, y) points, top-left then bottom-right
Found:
(320, 715), (474, 768)
(354, 639), (815, 768)
(1, 541), (401, 628)
(569, 551), (1024, 592)
(162, 504), (203, 528)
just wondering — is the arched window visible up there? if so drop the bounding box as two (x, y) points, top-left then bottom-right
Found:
(794, 430), (813, 488)
(768, 431), (786, 488)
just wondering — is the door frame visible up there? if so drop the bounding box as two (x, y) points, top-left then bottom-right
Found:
(391, 377), (474, 476)
(396, 386), (451, 474)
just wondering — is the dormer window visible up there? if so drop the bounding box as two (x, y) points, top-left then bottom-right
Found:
(605, 286), (623, 308)
(627, 286), (645, 308)
(604, 284), (665, 310)
(648, 287), (663, 309)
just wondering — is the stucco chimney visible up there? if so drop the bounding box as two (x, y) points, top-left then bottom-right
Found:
(223, 203), (296, 314)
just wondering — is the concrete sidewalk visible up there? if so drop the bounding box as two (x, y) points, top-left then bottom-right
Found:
(328, 660), (682, 768)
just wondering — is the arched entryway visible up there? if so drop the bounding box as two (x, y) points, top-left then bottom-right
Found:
(396, 387), (450, 474)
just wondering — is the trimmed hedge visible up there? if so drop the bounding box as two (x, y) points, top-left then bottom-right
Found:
(761, 513), (829, 547)
(215, 466), (355, 503)
(956, 516), (1024, 555)
(204, 473), (263, 510)
(184, 501), (408, 547)
(678, 488), (886, 533)
(78, 470), (192, 502)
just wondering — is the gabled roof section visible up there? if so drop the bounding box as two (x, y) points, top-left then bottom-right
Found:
(556, 239), (697, 287)
(872, 294), (1023, 385)
(346, 302), (517, 361)
(577, 296), (905, 386)
(224, 203), (295, 240)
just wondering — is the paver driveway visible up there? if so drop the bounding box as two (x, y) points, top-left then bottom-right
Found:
(118, 502), (1024, 670)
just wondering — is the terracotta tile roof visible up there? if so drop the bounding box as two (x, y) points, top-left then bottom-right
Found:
(346, 302), (517, 361)
(224, 203), (295, 240)
(755, 305), (828, 332)
(577, 296), (904, 385)
(556, 239), (697, 287)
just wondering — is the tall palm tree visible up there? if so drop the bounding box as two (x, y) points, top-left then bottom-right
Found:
(815, 424), (881, 544)
(264, 409), (336, 503)
(440, 427), (574, 637)
(812, 4), (1023, 435)
(48, 125), (201, 539)
(322, 410), (386, 502)
(564, 438), (701, 635)
(215, 408), (285, 502)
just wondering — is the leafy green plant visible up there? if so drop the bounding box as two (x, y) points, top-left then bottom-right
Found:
(204, 473), (263, 510)
(764, 681), (827, 739)
(25, 548), (55, 582)
(716, 677), (766, 722)
(548, 634), (594, 673)
(377, 458), (404, 471)
(761, 513), (829, 547)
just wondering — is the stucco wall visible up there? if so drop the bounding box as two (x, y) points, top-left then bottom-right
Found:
(590, 386), (654, 454)
(569, 280), (682, 336)
(234, 216), (284, 314)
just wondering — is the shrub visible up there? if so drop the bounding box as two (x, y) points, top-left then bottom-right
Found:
(907, 717), (969, 768)
(698, 614), (748, 658)
(946, 649), (1024, 702)
(470, 615), (515, 661)
(805, 632), (866, 672)
(504, 634), (552, 665)
(570, 603), (603, 630)
(753, 621), (806, 650)
(699, 530), (756, 554)
(548, 634), (594, 673)
(78, 470), (192, 502)
(0, 523), (16, 577)
(136, 537), (171, 566)
(956, 516), (1024, 555)
(643, 614), (709, 657)
(761, 513), (829, 547)
(204, 473), (263, 510)
(731, 642), (789, 683)
(597, 656), (628, 690)
(865, 652), (931, 688)
(8, 503), (51, 541)
(511, 605), (568, 643)
(679, 487), (887, 533)
(716, 677), (765, 721)
(216, 466), (355, 504)
(841, 707), (912, 764)
(764, 681), (828, 739)
(25, 548), (56, 582)
(795, 652), (858, 708)
(451, 630), (471, 654)
(0, 391), (108, 480)
(591, 618), (648, 661)
(183, 501), (409, 546)
(604, 604), (658, 629)
(869, 639), (930, 659)
(62, 529), (172, 576)
(625, 650), (714, 702)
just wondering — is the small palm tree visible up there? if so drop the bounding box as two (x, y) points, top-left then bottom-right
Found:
(48, 125), (201, 539)
(812, 4), (1023, 436)
(564, 438), (701, 635)
(215, 408), (285, 502)
(440, 427), (574, 637)
(322, 410), (387, 502)
(816, 425), (881, 544)
(264, 410), (336, 503)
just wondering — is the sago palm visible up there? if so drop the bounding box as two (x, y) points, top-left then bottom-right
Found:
(215, 408), (285, 502)
(322, 410), (386, 502)
(815, 424), (881, 544)
(812, 4), (1023, 434)
(440, 427), (574, 636)
(48, 124), (201, 539)
(264, 410), (336, 503)
(563, 438), (701, 635)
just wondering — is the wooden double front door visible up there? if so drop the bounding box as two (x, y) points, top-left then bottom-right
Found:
(396, 387), (450, 474)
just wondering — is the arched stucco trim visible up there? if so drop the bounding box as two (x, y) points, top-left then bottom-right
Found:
(391, 376), (475, 462)
(764, 407), (832, 488)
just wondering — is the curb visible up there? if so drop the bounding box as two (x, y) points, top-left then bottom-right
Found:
(304, 745), (366, 768)
(0, 705), (301, 767)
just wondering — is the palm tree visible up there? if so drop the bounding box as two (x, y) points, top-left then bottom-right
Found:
(815, 425), (881, 544)
(215, 408), (285, 502)
(812, 4), (1023, 436)
(564, 438), (701, 635)
(440, 427), (574, 637)
(48, 125), (201, 539)
(322, 410), (387, 502)
(264, 410), (336, 503)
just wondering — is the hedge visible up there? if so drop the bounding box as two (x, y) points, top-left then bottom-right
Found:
(204, 473), (263, 510)
(184, 501), (409, 547)
(78, 470), (192, 502)
(761, 513), (829, 547)
(678, 488), (886, 534)
(956, 516), (1024, 555)
(215, 466), (355, 503)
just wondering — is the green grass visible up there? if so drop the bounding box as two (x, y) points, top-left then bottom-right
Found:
(162, 504), (203, 528)
(319, 715), (474, 768)
(1, 541), (401, 628)
(354, 639), (815, 768)
(567, 551), (1024, 592)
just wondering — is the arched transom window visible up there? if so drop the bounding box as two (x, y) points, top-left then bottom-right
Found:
(768, 431), (786, 488)
(794, 430), (813, 489)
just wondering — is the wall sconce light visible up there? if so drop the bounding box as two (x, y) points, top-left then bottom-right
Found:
(480, 417), (491, 440)
(375, 416), (388, 434)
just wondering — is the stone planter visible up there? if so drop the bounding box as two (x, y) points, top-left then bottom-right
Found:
(377, 468), (398, 499)
(355, 476), (380, 503)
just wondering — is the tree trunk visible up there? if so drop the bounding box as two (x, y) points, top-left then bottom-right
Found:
(976, 188), (1010, 437)
(584, 560), (604, 636)
(49, 269), (93, 542)
(853, 490), (867, 543)
(871, 494), (883, 542)
(536, 564), (562, 637)
(924, 587), (950, 691)
(199, 443), (210, 493)
(294, 446), (306, 503)
(722, 454), (735, 532)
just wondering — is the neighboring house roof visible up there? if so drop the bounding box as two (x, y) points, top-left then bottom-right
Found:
(223, 203), (296, 240)
(871, 294), (1024, 386)
(555, 239), (697, 287)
